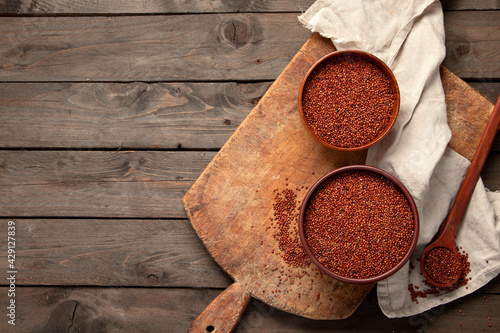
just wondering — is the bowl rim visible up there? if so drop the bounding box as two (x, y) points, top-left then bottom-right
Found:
(298, 165), (419, 284)
(297, 50), (401, 151)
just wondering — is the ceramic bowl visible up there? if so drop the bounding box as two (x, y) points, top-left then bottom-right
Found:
(298, 50), (400, 151)
(298, 165), (419, 284)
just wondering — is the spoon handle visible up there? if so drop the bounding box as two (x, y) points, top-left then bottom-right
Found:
(445, 95), (500, 237)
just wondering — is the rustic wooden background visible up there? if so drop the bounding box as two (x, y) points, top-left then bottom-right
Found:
(0, 0), (498, 332)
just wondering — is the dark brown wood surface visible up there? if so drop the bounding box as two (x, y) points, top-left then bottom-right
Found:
(0, 218), (231, 287)
(0, 151), (215, 218)
(0, 0), (496, 13)
(0, 82), (268, 149)
(0, 12), (497, 82)
(0, 1), (499, 332)
(0, 14), (311, 82)
(7, 286), (500, 332)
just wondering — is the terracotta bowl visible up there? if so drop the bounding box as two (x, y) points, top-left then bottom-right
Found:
(298, 165), (419, 284)
(298, 50), (400, 151)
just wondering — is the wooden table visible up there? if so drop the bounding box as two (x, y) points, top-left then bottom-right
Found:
(0, 1), (498, 332)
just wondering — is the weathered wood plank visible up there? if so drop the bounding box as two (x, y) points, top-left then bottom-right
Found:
(0, 81), (496, 150)
(0, 0), (316, 14)
(0, 151), (216, 218)
(483, 152), (500, 189)
(441, 0), (500, 10)
(0, 286), (498, 332)
(451, 82), (499, 152)
(0, 287), (220, 332)
(0, 150), (498, 218)
(468, 82), (500, 104)
(0, 12), (497, 82)
(443, 11), (500, 79)
(0, 0), (496, 14)
(0, 219), (231, 287)
(0, 81), (270, 149)
(0, 215), (498, 292)
(0, 14), (311, 82)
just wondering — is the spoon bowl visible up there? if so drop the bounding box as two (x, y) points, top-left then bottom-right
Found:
(420, 235), (462, 288)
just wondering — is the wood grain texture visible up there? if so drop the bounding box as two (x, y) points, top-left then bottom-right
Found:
(0, 12), (497, 82)
(437, 80), (500, 153)
(0, 286), (498, 333)
(441, 0), (500, 10)
(0, 2), (497, 332)
(1, 0), (497, 14)
(2, 217), (496, 290)
(0, 219), (231, 287)
(442, 66), (497, 161)
(0, 81), (270, 149)
(0, 287), (220, 333)
(0, 81), (497, 150)
(0, 149), (497, 219)
(468, 81), (500, 104)
(0, 0), (316, 14)
(443, 10), (500, 79)
(188, 282), (251, 333)
(0, 14), (311, 82)
(0, 150), (216, 218)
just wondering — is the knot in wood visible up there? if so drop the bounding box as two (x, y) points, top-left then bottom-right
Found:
(218, 16), (260, 51)
(147, 274), (159, 284)
(221, 82), (269, 110)
(93, 82), (149, 108)
(453, 43), (471, 59)
(223, 18), (250, 48)
(145, 266), (163, 285)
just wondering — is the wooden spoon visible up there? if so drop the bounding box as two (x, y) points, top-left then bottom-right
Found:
(420, 94), (500, 288)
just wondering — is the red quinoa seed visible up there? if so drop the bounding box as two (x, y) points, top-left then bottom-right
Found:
(303, 170), (414, 279)
(301, 55), (395, 148)
(271, 188), (311, 268)
(408, 247), (471, 302)
(423, 247), (462, 285)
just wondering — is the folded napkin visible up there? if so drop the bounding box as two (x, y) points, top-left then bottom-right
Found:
(299, 0), (500, 317)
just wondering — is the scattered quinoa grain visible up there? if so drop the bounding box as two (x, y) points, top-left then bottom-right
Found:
(271, 188), (311, 268)
(408, 247), (471, 302)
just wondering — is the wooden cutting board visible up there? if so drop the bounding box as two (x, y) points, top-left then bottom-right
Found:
(183, 33), (496, 332)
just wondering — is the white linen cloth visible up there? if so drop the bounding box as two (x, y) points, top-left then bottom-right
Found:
(299, 0), (500, 317)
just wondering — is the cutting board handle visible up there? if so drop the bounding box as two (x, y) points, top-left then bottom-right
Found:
(188, 282), (251, 333)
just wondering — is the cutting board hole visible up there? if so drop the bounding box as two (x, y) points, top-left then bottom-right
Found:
(205, 325), (215, 332)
